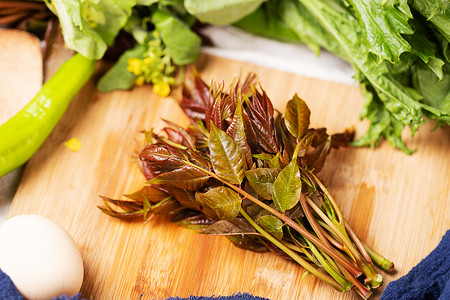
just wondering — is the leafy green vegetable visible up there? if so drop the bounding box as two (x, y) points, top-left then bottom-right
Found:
(272, 158), (301, 212)
(46, 0), (135, 59)
(227, 101), (254, 168)
(245, 168), (280, 200)
(202, 218), (258, 235)
(149, 165), (210, 190)
(45, 0), (202, 95)
(411, 0), (450, 42)
(196, 186), (242, 220)
(184, 0), (266, 25)
(348, 0), (413, 64)
(413, 63), (450, 123)
(284, 94), (311, 139)
(136, 0), (159, 5)
(225, 235), (269, 252)
(232, 1), (301, 43)
(255, 214), (284, 240)
(97, 44), (147, 92)
(152, 9), (201, 65)
(232, 0), (450, 153)
(209, 122), (247, 184)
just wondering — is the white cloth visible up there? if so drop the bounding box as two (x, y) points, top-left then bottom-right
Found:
(200, 26), (356, 86)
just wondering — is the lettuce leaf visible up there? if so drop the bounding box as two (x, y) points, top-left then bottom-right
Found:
(413, 62), (450, 123)
(412, 0), (450, 43)
(152, 9), (201, 65)
(233, 1), (301, 43)
(47, 0), (135, 59)
(348, 0), (413, 64)
(184, 0), (267, 25)
(96, 5), (201, 91)
(97, 44), (147, 92)
(236, 0), (449, 153)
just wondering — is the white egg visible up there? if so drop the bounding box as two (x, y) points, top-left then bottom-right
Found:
(0, 214), (84, 300)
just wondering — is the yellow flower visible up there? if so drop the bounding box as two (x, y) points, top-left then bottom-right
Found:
(63, 137), (82, 152)
(134, 76), (145, 86)
(126, 57), (142, 76)
(153, 82), (171, 97)
(142, 57), (154, 65)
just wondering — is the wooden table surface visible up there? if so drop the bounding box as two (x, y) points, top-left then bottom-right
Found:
(7, 51), (450, 300)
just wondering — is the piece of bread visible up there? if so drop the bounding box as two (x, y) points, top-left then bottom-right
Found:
(0, 29), (43, 125)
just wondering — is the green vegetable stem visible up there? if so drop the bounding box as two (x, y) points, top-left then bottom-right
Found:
(0, 53), (96, 178)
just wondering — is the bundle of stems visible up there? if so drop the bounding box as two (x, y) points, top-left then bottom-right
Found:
(100, 72), (393, 299)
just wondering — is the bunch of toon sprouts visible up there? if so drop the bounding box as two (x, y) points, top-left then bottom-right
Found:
(100, 73), (393, 299)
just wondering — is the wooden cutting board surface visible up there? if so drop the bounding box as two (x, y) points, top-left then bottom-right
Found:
(7, 53), (450, 300)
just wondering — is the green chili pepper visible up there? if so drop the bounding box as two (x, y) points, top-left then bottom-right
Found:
(0, 53), (96, 178)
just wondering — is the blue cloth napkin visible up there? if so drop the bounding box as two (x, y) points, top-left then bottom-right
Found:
(0, 268), (265, 300)
(381, 230), (450, 300)
(165, 294), (268, 300)
(0, 269), (82, 300)
(1, 230), (449, 300)
(0, 268), (23, 300)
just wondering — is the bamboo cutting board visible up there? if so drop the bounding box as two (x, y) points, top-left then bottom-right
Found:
(7, 52), (450, 300)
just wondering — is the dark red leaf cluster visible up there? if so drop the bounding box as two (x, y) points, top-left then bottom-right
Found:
(100, 71), (354, 245)
(98, 73), (394, 299)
